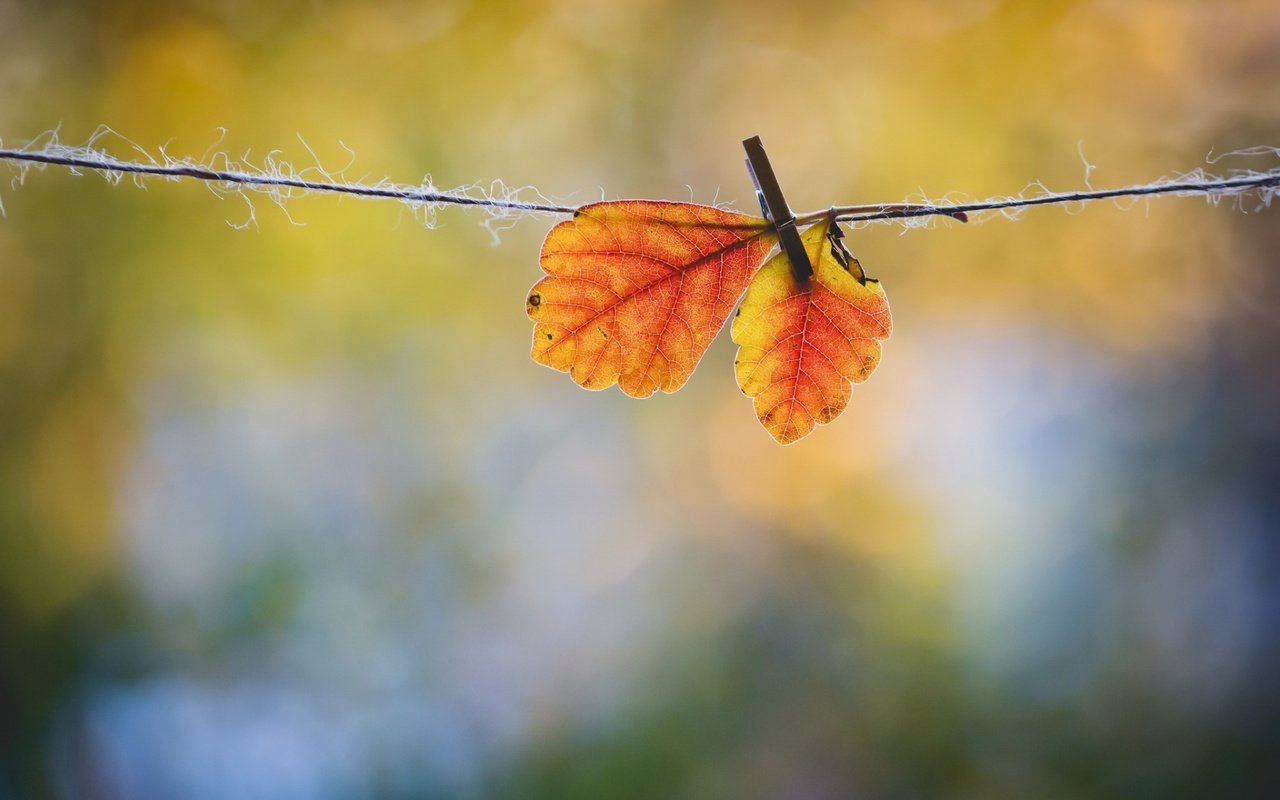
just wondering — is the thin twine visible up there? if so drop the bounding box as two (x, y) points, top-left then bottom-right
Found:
(0, 147), (577, 214)
(2, 144), (1277, 226)
(811, 172), (1280, 224)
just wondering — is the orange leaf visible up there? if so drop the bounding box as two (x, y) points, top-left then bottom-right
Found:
(527, 201), (776, 397)
(731, 218), (891, 444)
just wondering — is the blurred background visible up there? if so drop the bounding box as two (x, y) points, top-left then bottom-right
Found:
(1, 1), (1279, 797)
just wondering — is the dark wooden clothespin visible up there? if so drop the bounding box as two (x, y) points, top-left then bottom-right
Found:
(743, 136), (812, 282)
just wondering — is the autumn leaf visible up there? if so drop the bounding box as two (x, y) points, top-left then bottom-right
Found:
(731, 218), (892, 445)
(527, 201), (776, 397)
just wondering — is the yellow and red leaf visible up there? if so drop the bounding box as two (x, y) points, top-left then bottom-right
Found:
(527, 201), (776, 397)
(731, 218), (891, 444)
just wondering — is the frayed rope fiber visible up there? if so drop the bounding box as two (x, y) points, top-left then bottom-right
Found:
(2, 133), (1278, 230)
(0, 147), (575, 214)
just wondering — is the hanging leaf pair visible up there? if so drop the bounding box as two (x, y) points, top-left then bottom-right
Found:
(526, 200), (890, 444)
(525, 139), (897, 445)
